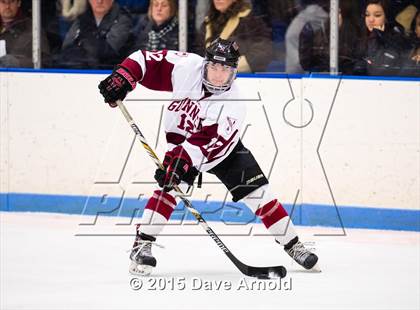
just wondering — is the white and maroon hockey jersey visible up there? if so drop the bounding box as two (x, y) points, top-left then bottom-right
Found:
(121, 50), (246, 172)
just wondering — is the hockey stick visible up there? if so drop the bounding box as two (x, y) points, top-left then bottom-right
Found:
(116, 99), (286, 279)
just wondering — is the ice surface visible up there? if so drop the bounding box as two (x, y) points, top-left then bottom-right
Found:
(1, 212), (419, 310)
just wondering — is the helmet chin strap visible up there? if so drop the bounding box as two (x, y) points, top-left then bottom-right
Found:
(202, 80), (228, 95)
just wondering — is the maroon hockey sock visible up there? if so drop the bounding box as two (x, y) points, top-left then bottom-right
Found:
(144, 190), (177, 220)
(255, 199), (289, 228)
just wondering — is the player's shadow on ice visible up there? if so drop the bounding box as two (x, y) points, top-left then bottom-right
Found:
(287, 268), (322, 274)
(151, 270), (243, 278)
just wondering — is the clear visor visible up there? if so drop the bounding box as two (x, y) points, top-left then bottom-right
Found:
(202, 60), (237, 95)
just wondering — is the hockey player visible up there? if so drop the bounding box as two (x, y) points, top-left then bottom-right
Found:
(98, 38), (319, 276)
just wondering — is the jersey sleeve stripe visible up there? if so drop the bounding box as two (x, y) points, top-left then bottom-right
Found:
(126, 50), (146, 81)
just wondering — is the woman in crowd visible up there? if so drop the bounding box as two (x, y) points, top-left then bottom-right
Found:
(132, 0), (178, 51)
(353, 0), (411, 76)
(195, 0), (272, 73)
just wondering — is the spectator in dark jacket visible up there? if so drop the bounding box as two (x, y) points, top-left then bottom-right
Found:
(0, 0), (49, 67)
(285, 0), (329, 73)
(56, 0), (132, 69)
(353, 0), (411, 76)
(299, 0), (361, 74)
(195, 0), (273, 73)
(131, 0), (178, 51)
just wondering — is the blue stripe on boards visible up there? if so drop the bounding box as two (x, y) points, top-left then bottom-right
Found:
(0, 192), (418, 232)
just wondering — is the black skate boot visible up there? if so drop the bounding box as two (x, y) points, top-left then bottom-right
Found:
(129, 231), (157, 276)
(282, 237), (319, 270)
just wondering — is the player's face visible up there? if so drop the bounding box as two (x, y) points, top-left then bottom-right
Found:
(89, 0), (113, 17)
(206, 62), (233, 87)
(213, 0), (236, 13)
(415, 14), (420, 39)
(0, 0), (20, 22)
(365, 4), (386, 32)
(152, 0), (171, 26)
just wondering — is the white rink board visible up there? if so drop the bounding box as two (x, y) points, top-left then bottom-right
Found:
(0, 72), (419, 210)
(1, 212), (419, 310)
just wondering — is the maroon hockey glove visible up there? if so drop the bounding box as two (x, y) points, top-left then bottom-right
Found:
(98, 66), (137, 107)
(155, 146), (192, 191)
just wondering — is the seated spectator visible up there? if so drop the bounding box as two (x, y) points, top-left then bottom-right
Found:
(195, 0), (273, 73)
(400, 9), (420, 76)
(353, 0), (411, 76)
(285, 0), (329, 73)
(299, 0), (361, 74)
(0, 0), (49, 68)
(56, 0), (132, 69)
(131, 0), (178, 51)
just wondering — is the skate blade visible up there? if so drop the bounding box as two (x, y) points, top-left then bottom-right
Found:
(129, 261), (154, 276)
(309, 262), (322, 273)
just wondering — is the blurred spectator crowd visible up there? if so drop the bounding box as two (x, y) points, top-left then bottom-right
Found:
(0, 0), (419, 76)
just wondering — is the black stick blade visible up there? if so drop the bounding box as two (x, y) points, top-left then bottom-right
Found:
(246, 265), (287, 279)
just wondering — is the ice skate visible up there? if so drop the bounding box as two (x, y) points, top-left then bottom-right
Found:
(282, 238), (320, 271)
(129, 232), (157, 276)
